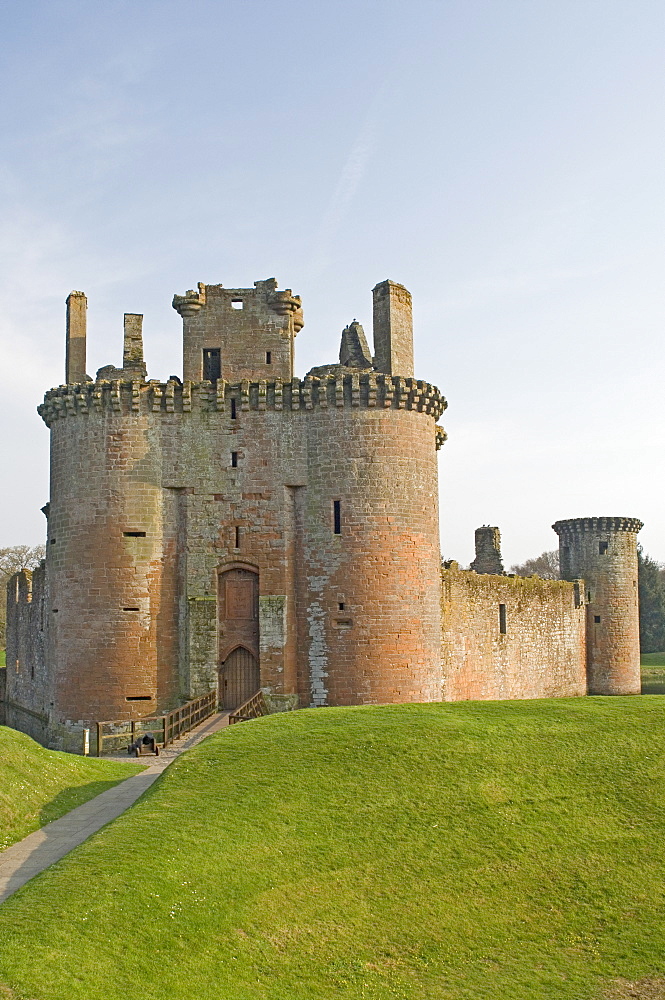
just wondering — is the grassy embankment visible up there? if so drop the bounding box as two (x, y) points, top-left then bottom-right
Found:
(1, 698), (665, 1000)
(0, 728), (143, 851)
(640, 651), (665, 694)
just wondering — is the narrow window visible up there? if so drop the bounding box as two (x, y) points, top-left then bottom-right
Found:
(125, 695), (152, 701)
(333, 500), (341, 534)
(235, 526), (241, 549)
(231, 299), (244, 310)
(599, 541), (608, 555)
(123, 531), (146, 538)
(230, 398), (237, 419)
(338, 602), (345, 611)
(266, 351), (272, 364)
(594, 615), (601, 624)
(203, 348), (221, 383)
(123, 607), (140, 612)
(50, 538), (56, 544)
(573, 582), (582, 608)
(231, 451), (238, 468)
(15, 659), (19, 674)
(499, 604), (507, 634)
(587, 590), (591, 602)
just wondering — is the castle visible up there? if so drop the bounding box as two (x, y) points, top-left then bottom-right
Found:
(4, 277), (643, 751)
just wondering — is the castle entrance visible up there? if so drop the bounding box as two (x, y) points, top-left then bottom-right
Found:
(218, 565), (260, 709)
(219, 646), (260, 709)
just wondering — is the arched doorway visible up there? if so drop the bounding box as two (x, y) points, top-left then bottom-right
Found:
(218, 565), (260, 710)
(219, 646), (260, 709)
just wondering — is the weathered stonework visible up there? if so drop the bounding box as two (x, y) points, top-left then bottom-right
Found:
(469, 526), (505, 575)
(553, 517), (642, 695)
(4, 275), (643, 751)
(441, 565), (586, 700)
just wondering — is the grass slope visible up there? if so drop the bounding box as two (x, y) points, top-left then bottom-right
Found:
(641, 652), (665, 693)
(1, 699), (665, 1000)
(0, 727), (143, 851)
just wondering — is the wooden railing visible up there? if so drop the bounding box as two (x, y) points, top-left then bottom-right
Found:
(96, 689), (218, 756)
(229, 690), (269, 724)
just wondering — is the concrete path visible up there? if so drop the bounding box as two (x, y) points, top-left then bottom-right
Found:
(0, 711), (230, 904)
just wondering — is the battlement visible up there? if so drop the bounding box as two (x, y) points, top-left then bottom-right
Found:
(38, 373), (447, 426)
(553, 517), (644, 536)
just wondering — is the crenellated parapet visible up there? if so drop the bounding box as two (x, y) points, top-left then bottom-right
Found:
(553, 517), (644, 537)
(38, 373), (447, 426)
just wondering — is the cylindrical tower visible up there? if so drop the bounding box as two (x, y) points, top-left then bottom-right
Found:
(552, 516), (643, 695)
(299, 376), (445, 706)
(42, 389), (179, 726)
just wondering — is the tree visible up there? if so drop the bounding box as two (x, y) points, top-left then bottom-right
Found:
(510, 550), (560, 580)
(637, 546), (665, 654)
(0, 544), (45, 648)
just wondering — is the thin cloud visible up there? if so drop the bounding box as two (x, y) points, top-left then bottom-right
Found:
(306, 110), (379, 281)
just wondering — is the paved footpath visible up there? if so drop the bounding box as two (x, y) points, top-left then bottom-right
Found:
(0, 711), (230, 904)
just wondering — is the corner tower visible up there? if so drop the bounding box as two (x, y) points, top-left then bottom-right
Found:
(553, 516), (643, 695)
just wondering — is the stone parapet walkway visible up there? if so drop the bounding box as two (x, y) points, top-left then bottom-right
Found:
(0, 711), (230, 904)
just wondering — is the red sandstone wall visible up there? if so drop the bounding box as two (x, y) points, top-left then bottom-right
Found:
(301, 406), (442, 706)
(441, 567), (587, 701)
(44, 404), (179, 724)
(36, 372), (445, 730)
(555, 518), (642, 695)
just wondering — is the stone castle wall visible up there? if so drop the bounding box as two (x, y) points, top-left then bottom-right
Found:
(4, 276), (643, 752)
(554, 517), (642, 695)
(441, 565), (587, 701)
(19, 368), (445, 742)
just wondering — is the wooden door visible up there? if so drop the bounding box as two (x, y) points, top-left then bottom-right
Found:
(219, 646), (260, 709)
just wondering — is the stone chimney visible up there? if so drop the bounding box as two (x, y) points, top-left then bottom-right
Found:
(470, 526), (505, 575)
(65, 291), (87, 384)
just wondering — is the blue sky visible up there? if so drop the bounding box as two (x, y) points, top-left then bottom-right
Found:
(0, 0), (663, 566)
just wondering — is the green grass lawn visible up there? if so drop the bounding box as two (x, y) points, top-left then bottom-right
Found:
(0, 727), (143, 851)
(1, 699), (665, 1000)
(641, 652), (665, 693)
(0, 649), (5, 666)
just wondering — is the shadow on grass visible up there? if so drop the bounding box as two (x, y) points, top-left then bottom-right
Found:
(642, 682), (665, 695)
(39, 780), (134, 827)
(0, 771), (157, 905)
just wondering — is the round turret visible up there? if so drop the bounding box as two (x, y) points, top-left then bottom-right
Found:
(44, 386), (179, 725)
(552, 517), (643, 695)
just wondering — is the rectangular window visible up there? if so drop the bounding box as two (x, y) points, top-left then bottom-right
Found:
(594, 615), (601, 624)
(122, 607), (140, 611)
(573, 582), (582, 608)
(333, 500), (341, 534)
(231, 299), (244, 310)
(266, 351), (272, 364)
(235, 526), (241, 549)
(599, 541), (608, 555)
(123, 531), (146, 538)
(125, 695), (152, 701)
(231, 451), (238, 468)
(230, 398), (237, 419)
(203, 348), (221, 383)
(499, 604), (507, 634)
